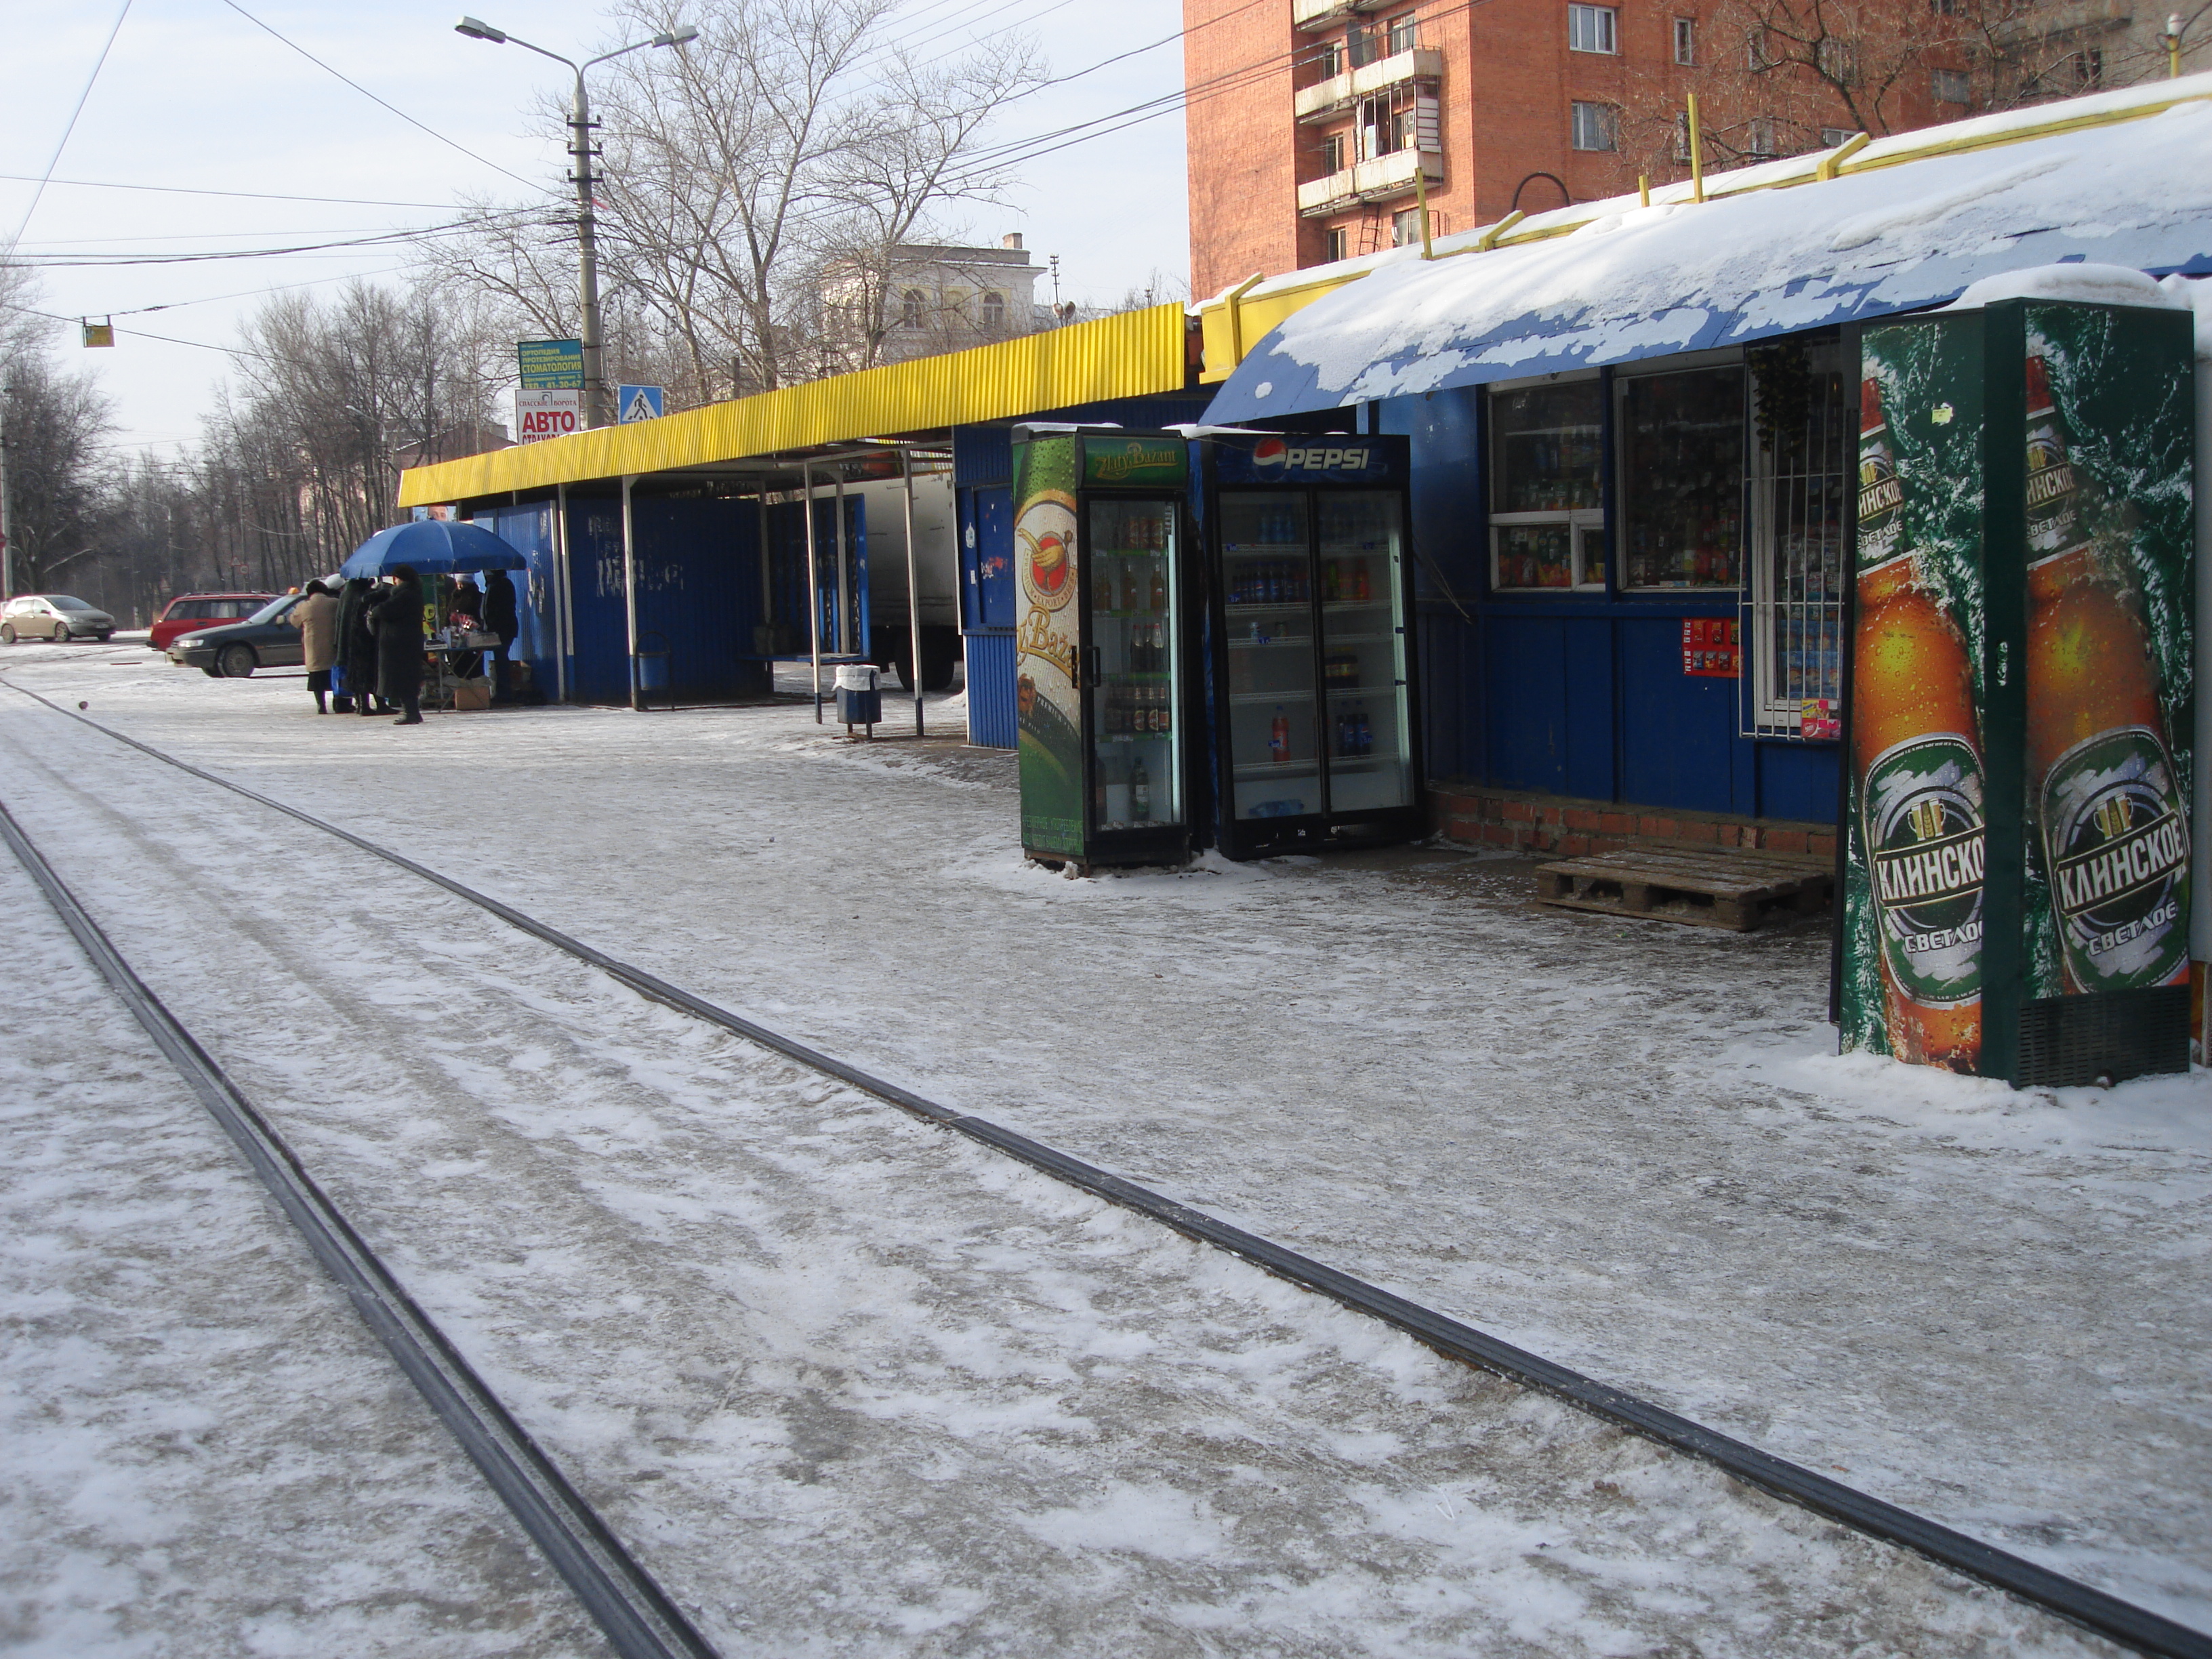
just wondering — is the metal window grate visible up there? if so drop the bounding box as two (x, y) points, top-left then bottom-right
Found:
(2016, 987), (2190, 1088)
(1744, 340), (1847, 739)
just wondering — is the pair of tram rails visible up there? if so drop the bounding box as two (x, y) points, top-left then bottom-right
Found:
(0, 672), (2200, 1659)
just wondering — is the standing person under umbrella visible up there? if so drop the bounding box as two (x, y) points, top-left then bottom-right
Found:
(336, 576), (380, 716)
(482, 567), (519, 704)
(289, 579), (339, 713)
(367, 565), (427, 726)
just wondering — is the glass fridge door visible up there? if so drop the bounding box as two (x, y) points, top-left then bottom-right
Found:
(1218, 492), (1319, 823)
(1087, 497), (1184, 834)
(1317, 491), (1413, 814)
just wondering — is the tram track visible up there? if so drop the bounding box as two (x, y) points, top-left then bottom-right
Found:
(3, 666), (2207, 1659)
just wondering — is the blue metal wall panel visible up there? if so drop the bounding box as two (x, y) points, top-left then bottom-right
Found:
(1618, 615), (1737, 811)
(964, 630), (1019, 749)
(628, 497), (769, 701)
(1483, 616), (1569, 793)
(954, 425), (1012, 488)
(1756, 739), (1842, 824)
(1563, 617), (1616, 802)
(480, 501), (560, 693)
(565, 496), (630, 705)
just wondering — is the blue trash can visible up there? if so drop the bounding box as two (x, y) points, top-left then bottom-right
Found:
(632, 630), (671, 710)
(834, 663), (881, 733)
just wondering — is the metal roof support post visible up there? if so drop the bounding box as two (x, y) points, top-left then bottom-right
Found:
(833, 466), (851, 656)
(554, 483), (571, 703)
(621, 474), (641, 712)
(756, 492), (771, 644)
(803, 462), (823, 722)
(901, 449), (924, 736)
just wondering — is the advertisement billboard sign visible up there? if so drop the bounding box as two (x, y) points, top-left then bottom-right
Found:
(513, 387), (583, 445)
(517, 339), (584, 390)
(1013, 434), (1084, 857)
(1843, 298), (2194, 1084)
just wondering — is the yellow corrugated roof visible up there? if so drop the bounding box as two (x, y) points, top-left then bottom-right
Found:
(397, 303), (1189, 507)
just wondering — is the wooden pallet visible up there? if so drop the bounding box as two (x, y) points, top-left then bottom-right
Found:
(1534, 846), (1834, 932)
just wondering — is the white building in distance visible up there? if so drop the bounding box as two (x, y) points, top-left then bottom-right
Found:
(819, 235), (1051, 369)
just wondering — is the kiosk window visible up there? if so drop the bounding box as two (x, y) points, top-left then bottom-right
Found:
(1618, 366), (1745, 590)
(1744, 340), (1849, 737)
(1488, 379), (1605, 592)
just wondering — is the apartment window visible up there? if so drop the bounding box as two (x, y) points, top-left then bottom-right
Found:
(1820, 125), (1856, 146)
(1930, 0), (1958, 14)
(1348, 22), (1382, 67)
(1674, 111), (1692, 161)
(2073, 47), (2104, 87)
(1745, 117), (1777, 159)
(1931, 67), (1969, 102)
(899, 289), (924, 329)
(1320, 131), (1347, 173)
(1571, 101), (1618, 150)
(1393, 206), (1424, 245)
(1326, 226), (1350, 262)
(1816, 37), (1860, 83)
(1747, 29), (1776, 70)
(1387, 11), (1418, 52)
(1674, 17), (1696, 63)
(981, 291), (1006, 327)
(1315, 39), (1343, 78)
(1569, 4), (1618, 53)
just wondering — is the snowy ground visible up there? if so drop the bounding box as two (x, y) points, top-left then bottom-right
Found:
(0, 640), (2198, 1652)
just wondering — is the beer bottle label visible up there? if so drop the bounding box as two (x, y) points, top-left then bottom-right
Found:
(1861, 733), (1986, 1007)
(1857, 433), (1904, 569)
(2024, 417), (2083, 563)
(2038, 724), (2191, 991)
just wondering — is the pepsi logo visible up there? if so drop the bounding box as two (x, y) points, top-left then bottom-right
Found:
(1248, 440), (1372, 472)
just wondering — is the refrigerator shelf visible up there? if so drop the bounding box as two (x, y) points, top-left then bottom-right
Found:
(1223, 541), (1307, 554)
(1227, 638), (1310, 651)
(1225, 600), (1310, 613)
(1232, 760), (1321, 779)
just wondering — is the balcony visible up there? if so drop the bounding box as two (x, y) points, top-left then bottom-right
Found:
(1294, 47), (1443, 122)
(1296, 147), (1444, 217)
(1292, 0), (1392, 28)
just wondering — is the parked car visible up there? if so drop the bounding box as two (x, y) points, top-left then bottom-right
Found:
(150, 591), (276, 652)
(167, 592), (308, 678)
(1, 594), (117, 643)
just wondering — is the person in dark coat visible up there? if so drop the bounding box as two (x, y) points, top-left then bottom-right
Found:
(482, 569), (519, 703)
(335, 576), (380, 716)
(367, 565), (426, 725)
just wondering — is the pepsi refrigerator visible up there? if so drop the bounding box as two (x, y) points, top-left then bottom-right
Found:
(1193, 432), (1422, 860)
(1014, 430), (1194, 869)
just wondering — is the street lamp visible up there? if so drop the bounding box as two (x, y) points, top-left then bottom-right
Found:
(456, 16), (698, 428)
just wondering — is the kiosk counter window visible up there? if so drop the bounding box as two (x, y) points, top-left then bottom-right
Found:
(1488, 378), (1605, 592)
(1618, 365), (1746, 590)
(1744, 337), (1851, 737)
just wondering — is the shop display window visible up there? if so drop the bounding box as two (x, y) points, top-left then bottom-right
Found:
(1488, 379), (1605, 592)
(1618, 365), (1745, 590)
(1743, 339), (1849, 737)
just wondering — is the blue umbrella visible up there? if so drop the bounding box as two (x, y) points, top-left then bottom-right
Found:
(340, 520), (528, 579)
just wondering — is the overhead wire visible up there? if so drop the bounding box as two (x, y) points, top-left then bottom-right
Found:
(0, 173), (475, 211)
(7, 0), (136, 251)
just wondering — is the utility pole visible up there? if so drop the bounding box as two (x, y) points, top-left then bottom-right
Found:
(457, 16), (697, 428)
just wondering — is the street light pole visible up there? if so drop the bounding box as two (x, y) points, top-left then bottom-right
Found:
(455, 16), (697, 429)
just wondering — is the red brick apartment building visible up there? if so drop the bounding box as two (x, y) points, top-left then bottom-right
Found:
(1183, 0), (2144, 298)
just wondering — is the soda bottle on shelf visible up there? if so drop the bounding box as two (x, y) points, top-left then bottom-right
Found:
(1132, 755), (1151, 821)
(1149, 562), (1166, 613)
(1121, 560), (1141, 613)
(1358, 703), (1372, 756)
(1853, 375), (1984, 1071)
(1269, 706), (1289, 763)
(1353, 557), (1371, 602)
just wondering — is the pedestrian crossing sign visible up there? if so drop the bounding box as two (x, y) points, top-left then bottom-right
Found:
(618, 384), (665, 424)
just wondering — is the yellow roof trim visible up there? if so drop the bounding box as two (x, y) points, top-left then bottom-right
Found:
(1195, 75), (2212, 383)
(398, 303), (1189, 507)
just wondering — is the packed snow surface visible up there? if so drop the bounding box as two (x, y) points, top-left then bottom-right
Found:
(1, 643), (2200, 1652)
(1208, 94), (2212, 419)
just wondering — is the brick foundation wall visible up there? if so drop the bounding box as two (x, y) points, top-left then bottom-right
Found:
(1431, 781), (1838, 861)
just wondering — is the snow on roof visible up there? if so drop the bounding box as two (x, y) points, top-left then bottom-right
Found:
(1206, 91), (2212, 422)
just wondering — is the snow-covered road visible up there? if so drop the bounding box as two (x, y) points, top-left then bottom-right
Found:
(0, 642), (2195, 1651)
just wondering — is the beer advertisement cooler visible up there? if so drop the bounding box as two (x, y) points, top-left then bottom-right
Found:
(1012, 430), (1193, 869)
(1193, 432), (1421, 861)
(1844, 298), (2195, 1087)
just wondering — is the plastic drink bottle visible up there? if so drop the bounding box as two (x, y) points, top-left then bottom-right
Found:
(1132, 756), (1151, 820)
(1270, 708), (1289, 762)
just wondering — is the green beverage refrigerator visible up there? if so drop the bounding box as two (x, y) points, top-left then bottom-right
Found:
(1841, 297), (2194, 1086)
(1193, 432), (1422, 860)
(1013, 430), (1193, 869)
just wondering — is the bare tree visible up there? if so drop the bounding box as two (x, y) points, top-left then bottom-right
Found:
(1, 352), (115, 596)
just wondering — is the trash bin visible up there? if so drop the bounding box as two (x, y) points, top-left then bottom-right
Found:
(834, 663), (881, 734)
(632, 630), (671, 710)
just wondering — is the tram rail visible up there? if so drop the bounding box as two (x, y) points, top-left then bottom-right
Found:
(3, 668), (2206, 1659)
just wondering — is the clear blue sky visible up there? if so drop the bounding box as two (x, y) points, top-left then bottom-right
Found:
(1, 0), (1192, 455)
